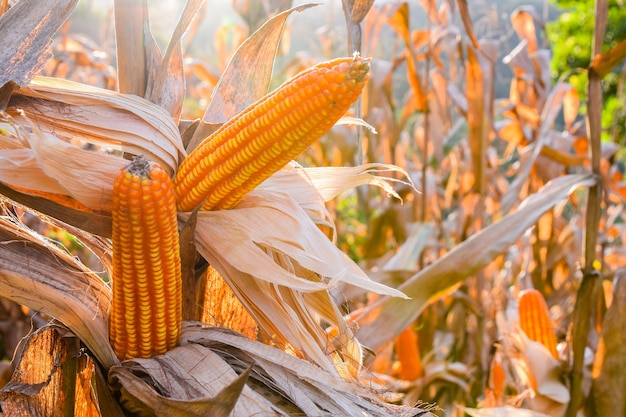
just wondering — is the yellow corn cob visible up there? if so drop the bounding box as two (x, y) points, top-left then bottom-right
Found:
(109, 156), (182, 360)
(518, 289), (558, 358)
(174, 54), (370, 211)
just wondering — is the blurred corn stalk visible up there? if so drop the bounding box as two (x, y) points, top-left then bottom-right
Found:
(0, 0), (434, 415)
(316, 0), (621, 415)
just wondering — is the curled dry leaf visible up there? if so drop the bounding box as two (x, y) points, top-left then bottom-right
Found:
(109, 325), (434, 416)
(109, 344), (256, 417)
(180, 325), (431, 416)
(0, 115), (124, 214)
(590, 38), (626, 79)
(511, 6), (543, 54)
(1, 76), (186, 216)
(0, 216), (116, 369)
(12, 77), (185, 172)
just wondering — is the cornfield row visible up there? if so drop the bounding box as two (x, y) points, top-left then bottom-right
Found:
(0, 0), (625, 416)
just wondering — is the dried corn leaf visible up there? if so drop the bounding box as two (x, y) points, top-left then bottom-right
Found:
(0, 182), (112, 237)
(511, 6), (543, 54)
(0, 216), (116, 369)
(501, 82), (576, 213)
(185, 166), (408, 375)
(347, 0), (375, 24)
(146, 0), (206, 122)
(11, 76), (185, 172)
(187, 189), (405, 376)
(109, 345), (258, 417)
(191, 190), (406, 297)
(275, 163), (413, 203)
(0, 0), (78, 86)
(179, 325), (431, 416)
(257, 162), (335, 233)
(456, 0), (479, 49)
(355, 174), (596, 352)
(590, 38), (626, 79)
(0, 119), (124, 213)
(189, 3), (318, 151)
(466, 44), (487, 194)
(388, 2), (428, 112)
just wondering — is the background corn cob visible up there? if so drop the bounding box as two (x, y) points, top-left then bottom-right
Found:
(109, 156), (182, 360)
(174, 54), (370, 211)
(518, 288), (559, 358)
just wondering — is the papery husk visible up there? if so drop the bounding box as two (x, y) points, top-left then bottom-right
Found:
(186, 164), (410, 378)
(6, 76), (184, 173)
(1, 76), (185, 212)
(0, 119), (125, 213)
(109, 324), (432, 417)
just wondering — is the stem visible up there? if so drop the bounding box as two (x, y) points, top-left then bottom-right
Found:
(418, 16), (432, 269)
(566, 0), (606, 415)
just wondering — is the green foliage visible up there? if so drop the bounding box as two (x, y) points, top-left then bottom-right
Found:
(548, 0), (626, 142)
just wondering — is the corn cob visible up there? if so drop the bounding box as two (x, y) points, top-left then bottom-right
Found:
(109, 156), (182, 360)
(395, 326), (423, 380)
(174, 54), (370, 211)
(518, 289), (558, 358)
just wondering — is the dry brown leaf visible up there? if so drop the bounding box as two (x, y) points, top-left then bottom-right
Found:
(17, 77), (185, 171)
(188, 3), (318, 151)
(278, 163), (413, 203)
(0, 0), (78, 86)
(562, 87), (580, 131)
(0, 217), (116, 369)
(456, 0), (479, 49)
(146, 0), (206, 122)
(109, 325), (427, 417)
(511, 6), (543, 54)
(354, 174), (596, 352)
(348, 0), (375, 24)
(109, 345), (257, 417)
(388, 2), (428, 112)
(590, 37), (626, 79)
(1, 77), (186, 216)
(180, 325), (431, 416)
(466, 44), (487, 194)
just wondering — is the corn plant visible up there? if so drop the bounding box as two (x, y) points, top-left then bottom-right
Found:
(0, 0), (428, 415)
